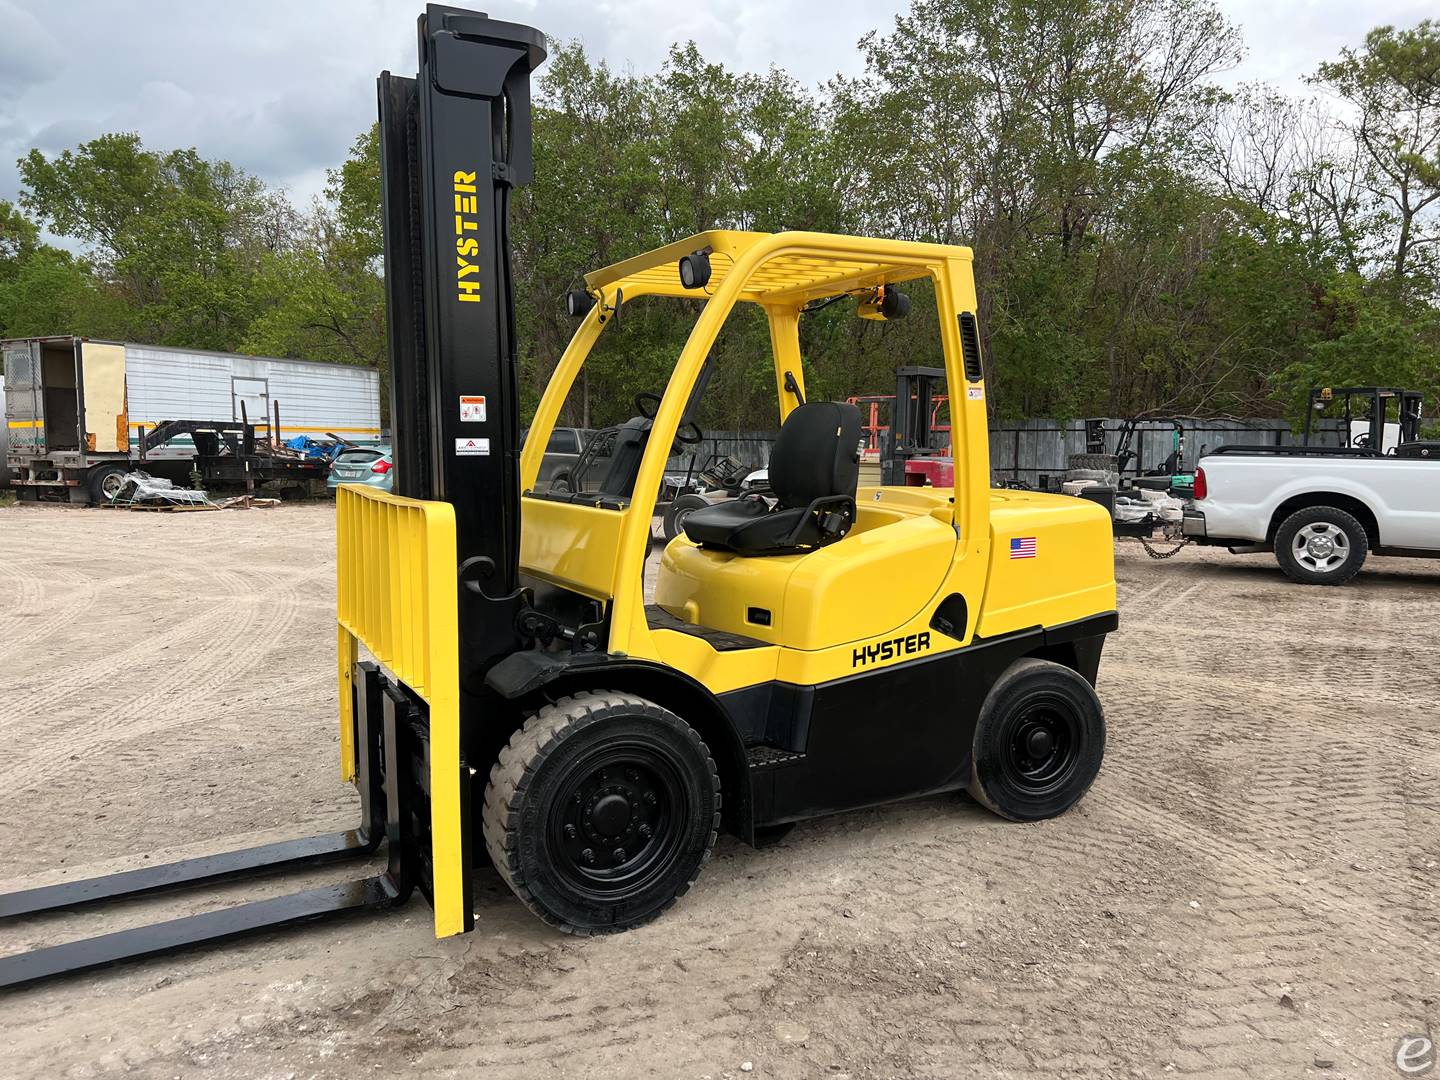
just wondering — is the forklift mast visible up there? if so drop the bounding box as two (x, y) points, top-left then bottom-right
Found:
(881, 366), (948, 486)
(379, 5), (545, 649)
(1303, 386), (1425, 450)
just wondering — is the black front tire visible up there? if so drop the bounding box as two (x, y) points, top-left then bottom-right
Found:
(483, 691), (720, 935)
(663, 493), (711, 541)
(969, 658), (1106, 822)
(1273, 505), (1368, 585)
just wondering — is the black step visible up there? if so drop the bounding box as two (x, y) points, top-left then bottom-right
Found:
(746, 745), (806, 769)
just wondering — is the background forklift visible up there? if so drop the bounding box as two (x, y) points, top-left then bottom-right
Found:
(1301, 385), (1430, 454)
(0, 4), (1117, 988)
(847, 366), (954, 487)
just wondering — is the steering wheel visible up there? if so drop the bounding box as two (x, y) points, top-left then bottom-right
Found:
(1352, 432), (1372, 448)
(634, 392), (703, 444)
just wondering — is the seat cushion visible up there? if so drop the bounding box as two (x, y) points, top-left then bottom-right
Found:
(682, 498), (816, 554)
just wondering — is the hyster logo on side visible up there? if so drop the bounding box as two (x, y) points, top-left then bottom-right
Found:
(852, 631), (931, 669)
(454, 170), (480, 303)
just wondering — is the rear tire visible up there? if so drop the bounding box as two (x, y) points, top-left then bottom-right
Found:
(1273, 506), (1367, 585)
(663, 493), (711, 541)
(969, 658), (1106, 822)
(88, 464), (128, 504)
(483, 691), (720, 934)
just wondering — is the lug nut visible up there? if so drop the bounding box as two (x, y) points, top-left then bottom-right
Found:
(644, 790), (657, 804)
(564, 824), (577, 838)
(613, 847), (627, 862)
(626, 768), (639, 781)
(581, 848), (595, 864)
(639, 824), (652, 839)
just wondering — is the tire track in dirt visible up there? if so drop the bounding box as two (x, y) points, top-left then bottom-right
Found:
(0, 566), (259, 792)
(0, 558), (48, 639)
(2, 564), (318, 795)
(0, 563), (124, 665)
(0, 566), (260, 728)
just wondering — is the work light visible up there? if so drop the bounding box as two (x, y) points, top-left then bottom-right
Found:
(678, 250), (712, 290)
(565, 289), (595, 317)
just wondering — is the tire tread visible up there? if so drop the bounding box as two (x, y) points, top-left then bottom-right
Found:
(482, 690), (719, 935)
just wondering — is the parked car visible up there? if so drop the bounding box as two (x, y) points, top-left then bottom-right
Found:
(327, 446), (394, 494)
(525, 426), (588, 490)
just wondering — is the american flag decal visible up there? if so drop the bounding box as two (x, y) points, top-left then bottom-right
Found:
(1010, 536), (1037, 559)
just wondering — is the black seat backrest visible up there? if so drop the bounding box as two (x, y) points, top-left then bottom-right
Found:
(770, 401), (862, 508)
(596, 417), (650, 498)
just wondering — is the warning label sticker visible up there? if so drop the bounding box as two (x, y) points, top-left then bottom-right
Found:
(460, 395), (487, 422)
(455, 437), (490, 456)
(967, 386), (984, 400)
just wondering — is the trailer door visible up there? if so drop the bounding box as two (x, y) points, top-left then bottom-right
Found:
(79, 342), (127, 453)
(231, 377), (269, 428)
(3, 341), (44, 454)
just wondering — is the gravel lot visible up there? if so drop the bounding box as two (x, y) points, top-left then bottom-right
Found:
(0, 502), (1436, 1079)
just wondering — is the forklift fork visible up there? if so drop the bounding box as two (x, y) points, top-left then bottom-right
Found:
(0, 664), (424, 991)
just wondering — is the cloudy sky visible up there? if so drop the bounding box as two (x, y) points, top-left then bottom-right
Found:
(1, 0), (1434, 218)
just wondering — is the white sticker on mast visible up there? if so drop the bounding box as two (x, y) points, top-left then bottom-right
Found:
(455, 437), (490, 456)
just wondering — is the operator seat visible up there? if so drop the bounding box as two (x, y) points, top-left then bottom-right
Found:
(597, 416), (650, 498)
(682, 401), (861, 556)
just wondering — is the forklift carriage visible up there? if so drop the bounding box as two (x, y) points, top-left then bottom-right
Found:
(0, 4), (1117, 989)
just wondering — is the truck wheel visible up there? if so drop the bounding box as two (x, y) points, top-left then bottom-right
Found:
(549, 472), (572, 494)
(88, 464), (129, 503)
(1274, 506), (1368, 586)
(663, 493), (710, 541)
(483, 691), (720, 935)
(969, 658), (1105, 822)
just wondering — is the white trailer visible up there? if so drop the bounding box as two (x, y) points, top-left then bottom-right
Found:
(3, 336), (381, 502)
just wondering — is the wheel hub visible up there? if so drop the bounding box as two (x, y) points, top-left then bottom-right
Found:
(590, 792), (632, 837)
(551, 750), (681, 889)
(1294, 521), (1347, 569)
(1003, 700), (1081, 794)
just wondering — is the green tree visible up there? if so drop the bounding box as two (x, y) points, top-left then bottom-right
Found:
(1313, 21), (1440, 288)
(18, 133), (294, 349)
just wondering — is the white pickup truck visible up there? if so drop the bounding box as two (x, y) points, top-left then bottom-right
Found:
(1182, 444), (1440, 584)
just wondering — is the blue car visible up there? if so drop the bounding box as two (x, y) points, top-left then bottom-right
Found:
(327, 446), (394, 494)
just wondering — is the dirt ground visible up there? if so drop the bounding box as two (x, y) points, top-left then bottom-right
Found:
(0, 502), (1436, 1080)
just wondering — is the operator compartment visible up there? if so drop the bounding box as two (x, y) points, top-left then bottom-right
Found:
(978, 489), (1116, 637)
(656, 486), (957, 651)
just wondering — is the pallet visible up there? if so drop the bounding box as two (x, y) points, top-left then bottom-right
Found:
(123, 502), (221, 513)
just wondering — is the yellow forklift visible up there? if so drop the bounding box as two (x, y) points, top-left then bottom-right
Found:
(0, 4), (1116, 987)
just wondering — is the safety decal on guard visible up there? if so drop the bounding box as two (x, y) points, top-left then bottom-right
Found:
(1010, 536), (1038, 559)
